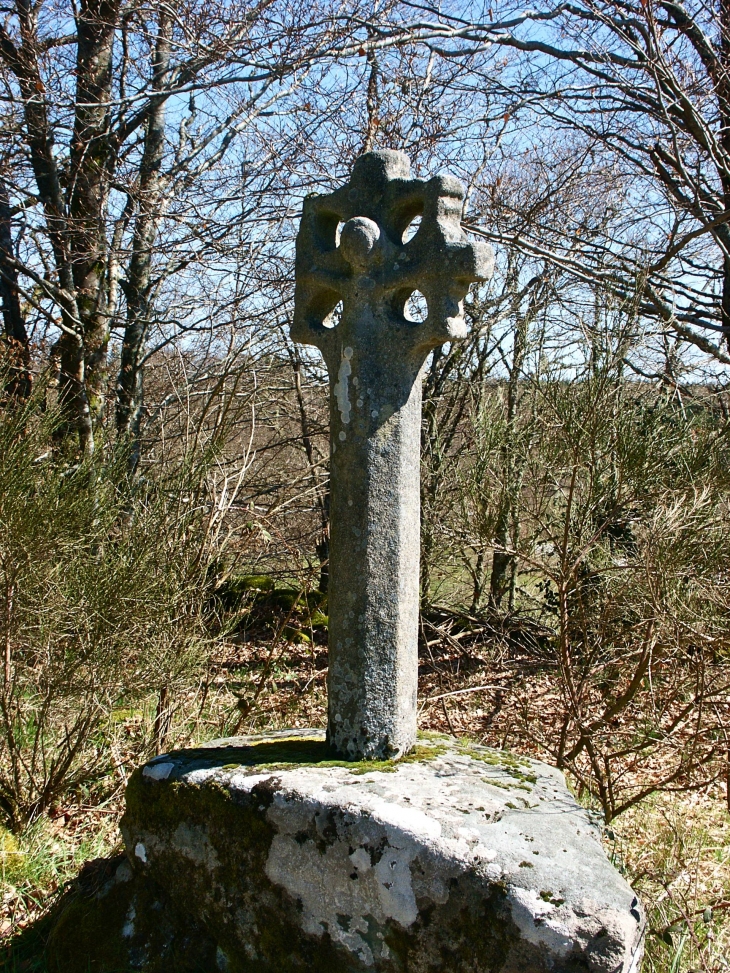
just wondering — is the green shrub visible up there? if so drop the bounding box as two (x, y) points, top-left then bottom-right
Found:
(0, 379), (219, 830)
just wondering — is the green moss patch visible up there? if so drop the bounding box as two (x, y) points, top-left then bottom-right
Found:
(211, 574), (329, 646)
(166, 735), (448, 777)
(456, 744), (537, 789)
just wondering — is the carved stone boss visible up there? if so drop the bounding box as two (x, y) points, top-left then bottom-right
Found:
(292, 150), (493, 759)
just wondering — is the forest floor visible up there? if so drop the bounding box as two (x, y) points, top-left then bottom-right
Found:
(2, 589), (729, 973)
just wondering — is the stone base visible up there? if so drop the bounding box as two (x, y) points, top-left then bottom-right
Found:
(48, 731), (645, 972)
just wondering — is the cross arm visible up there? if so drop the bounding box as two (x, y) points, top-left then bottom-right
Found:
(291, 193), (352, 356)
(381, 175), (494, 355)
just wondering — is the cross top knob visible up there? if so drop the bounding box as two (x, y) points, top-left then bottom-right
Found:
(292, 151), (493, 760)
(339, 217), (380, 270)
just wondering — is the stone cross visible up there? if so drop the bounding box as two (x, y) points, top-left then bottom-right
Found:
(292, 150), (493, 760)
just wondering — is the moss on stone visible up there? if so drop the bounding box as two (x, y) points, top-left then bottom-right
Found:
(455, 743), (538, 790)
(382, 878), (518, 973)
(482, 776), (532, 793)
(45, 859), (217, 973)
(121, 771), (372, 973)
(539, 890), (565, 906)
(456, 743), (531, 770)
(162, 735), (448, 779)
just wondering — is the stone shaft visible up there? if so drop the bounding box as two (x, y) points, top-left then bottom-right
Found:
(327, 302), (422, 759)
(292, 150), (493, 758)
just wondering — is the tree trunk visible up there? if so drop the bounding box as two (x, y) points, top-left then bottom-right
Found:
(116, 12), (171, 473)
(0, 0), (121, 451)
(722, 255), (730, 353)
(67, 0), (120, 429)
(420, 359), (441, 608)
(288, 341), (330, 591)
(0, 179), (31, 400)
(490, 307), (529, 610)
(315, 486), (331, 594)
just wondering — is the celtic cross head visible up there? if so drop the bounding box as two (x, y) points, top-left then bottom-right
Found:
(291, 150), (493, 372)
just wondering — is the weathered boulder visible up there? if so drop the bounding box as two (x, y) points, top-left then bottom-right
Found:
(49, 730), (645, 972)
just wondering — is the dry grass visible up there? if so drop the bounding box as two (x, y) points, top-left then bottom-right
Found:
(1, 802), (121, 941)
(612, 790), (730, 973)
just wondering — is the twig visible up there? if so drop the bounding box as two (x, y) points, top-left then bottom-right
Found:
(441, 697), (456, 735)
(427, 684), (505, 702)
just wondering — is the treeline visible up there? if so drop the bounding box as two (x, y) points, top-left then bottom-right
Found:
(2, 315), (729, 829)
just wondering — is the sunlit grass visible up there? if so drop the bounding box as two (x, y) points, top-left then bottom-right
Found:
(609, 790), (730, 973)
(1, 806), (120, 942)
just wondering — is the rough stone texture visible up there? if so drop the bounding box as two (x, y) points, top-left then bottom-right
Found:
(45, 855), (218, 973)
(292, 150), (494, 759)
(57, 730), (648, 973)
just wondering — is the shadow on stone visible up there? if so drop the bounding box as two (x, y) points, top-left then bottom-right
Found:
(155, 730), (447, 779)
(162, 731), (335, 773)
(13, 855), (217, 973)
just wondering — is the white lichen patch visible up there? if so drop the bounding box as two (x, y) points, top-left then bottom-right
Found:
(260, 770), (457, 961)
(349, 847), (371, 872)
(265, 824), (419, 964)
(373, 840), (419, 925)
(143, 761), (174, 780)
(367, 796), (441, 842)
(122, 903), (136, 938)
(334, 347), (353, 424)
(218, 771), (276, 792)
(508, 887), (573, 956)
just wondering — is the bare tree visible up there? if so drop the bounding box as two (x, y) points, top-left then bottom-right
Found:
(0, 0), (399, 454)
(391, 0), (730, 364)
